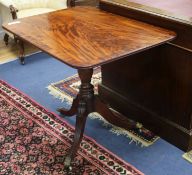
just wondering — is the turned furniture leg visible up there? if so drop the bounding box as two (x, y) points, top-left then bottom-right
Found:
(57, 95), (79, 117)
(14, 36), (18, 43)
(64, 100), (88, 170)
(64, 69), (94, 170)
(18, 39), (25, 65)
(4, 34), (9, 46)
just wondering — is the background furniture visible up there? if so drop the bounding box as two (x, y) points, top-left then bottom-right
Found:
(99, 0), (192, 152)
(75, 0), (98, 6)
(0, 0), (75, 64)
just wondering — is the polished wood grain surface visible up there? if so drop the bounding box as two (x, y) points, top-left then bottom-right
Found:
(2, 7), (175, 69)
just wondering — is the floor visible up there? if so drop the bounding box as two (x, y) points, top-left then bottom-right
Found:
(1, 52), (192, 175)
(0, 37), (38, 64)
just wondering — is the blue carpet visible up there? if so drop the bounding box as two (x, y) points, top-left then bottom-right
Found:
(0, 52), (191, 175)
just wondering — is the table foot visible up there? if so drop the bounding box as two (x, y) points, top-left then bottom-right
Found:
(19, 57), (25, 65)
(58, 96), (79, 117)
(63, 69), (93, 169)
(4, 33), (9, 46)
(64, 100), (88, 169)
(64, 156), (73, 171)
(18, 40), (25, 65)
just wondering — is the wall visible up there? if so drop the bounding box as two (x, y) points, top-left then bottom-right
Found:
(0, 5), (4, 39)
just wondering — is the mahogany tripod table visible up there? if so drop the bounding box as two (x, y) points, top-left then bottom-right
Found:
(3, 6), (176, 170)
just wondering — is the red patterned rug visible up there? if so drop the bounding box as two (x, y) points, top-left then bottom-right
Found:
(0, 80), (144, 175)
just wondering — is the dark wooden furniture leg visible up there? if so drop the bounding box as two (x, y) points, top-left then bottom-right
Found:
(57, 95), (79, 117)
(3, 6), (18, 46)
(63, 68), (94, 170)
(59, 68), (136, 170)
(18, 39), (25, 65)
(4, 34), (9, 46)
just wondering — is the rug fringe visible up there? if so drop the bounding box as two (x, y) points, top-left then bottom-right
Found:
(89, 112), (159, 147)
(183, 150), (192, 164)
(47, 84), (159, 147)
(47, 85), (73, 105)
(1, 80), (144, 175)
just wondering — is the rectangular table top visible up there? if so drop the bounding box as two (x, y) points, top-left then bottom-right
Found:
(2, 7), (176, 69)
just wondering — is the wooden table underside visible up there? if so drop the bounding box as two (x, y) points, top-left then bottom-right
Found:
(2, 6), (176, 170)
